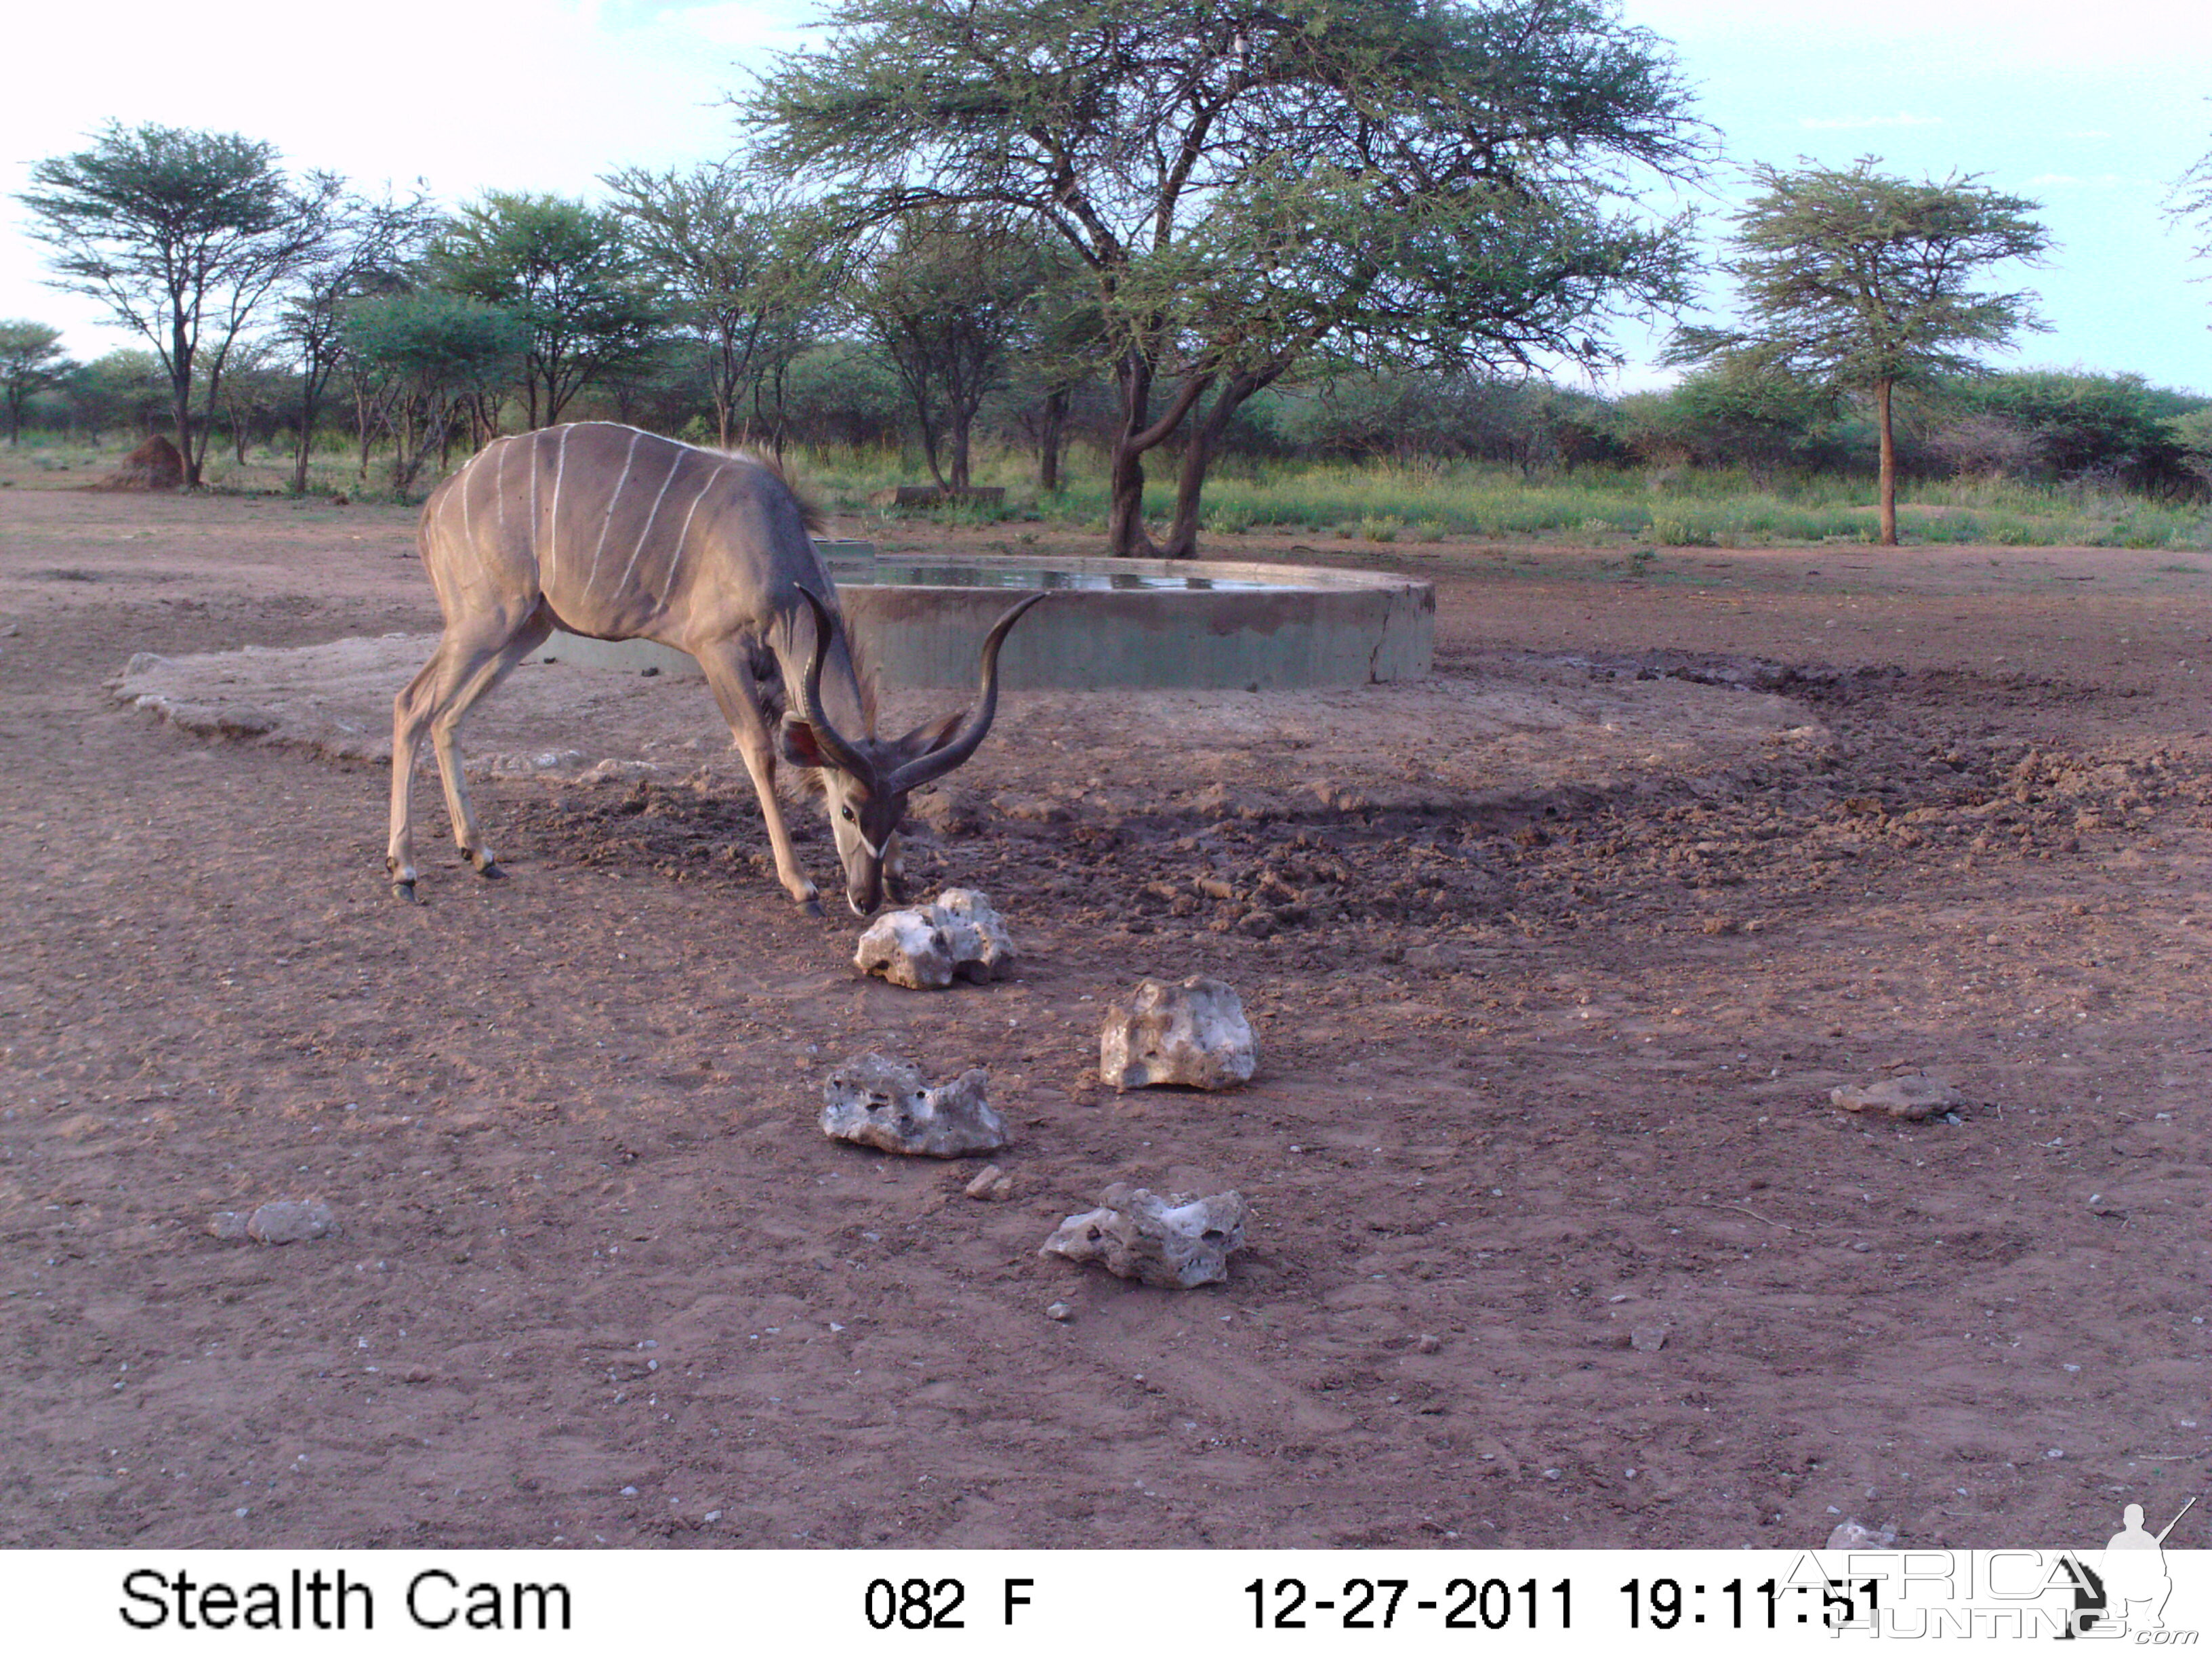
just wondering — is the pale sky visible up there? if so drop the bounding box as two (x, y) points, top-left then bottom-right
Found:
(2, 0), (2207, 396)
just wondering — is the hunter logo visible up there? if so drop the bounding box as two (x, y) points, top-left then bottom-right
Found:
(2072, 1498), (2195, 1639)
(1814, 1496), (2200, 1640)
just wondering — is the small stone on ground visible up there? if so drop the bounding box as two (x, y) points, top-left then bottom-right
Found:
(1830, 1074), (1963, 1120)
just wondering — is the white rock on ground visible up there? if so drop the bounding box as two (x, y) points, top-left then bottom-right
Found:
(1830, 1074), (1963, 1120)
(1040, 1183), (1248, 1288)
(932, 889), (1017, 980)
(819, 1052), (1008, 1157)
(1099, 976), (1256, 1090)
(853, 890), (1019, 989)
(853, 909), (956, 989)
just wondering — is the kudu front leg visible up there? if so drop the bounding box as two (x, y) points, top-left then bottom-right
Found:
(697, 646), (822, 914)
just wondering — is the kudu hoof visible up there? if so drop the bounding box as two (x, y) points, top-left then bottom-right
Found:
(474, 859), (506, 881)
(800, 896), (824, 918)
(391, 879), (419, 903)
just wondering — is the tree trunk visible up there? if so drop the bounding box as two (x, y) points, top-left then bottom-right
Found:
(912, 387), (945, 488)
(291, 409), (314, 494)
(1876, 377), (1898, 547)
(948, 405), (972, 491)
(172, 383), (197, 490)
(1105, 436), (1154, 557)
(1105, 354), (1158, 556)
(192, 355), (228, 488)
(1037, 386), (1068, 493)
(1159, 373), (1267, 560)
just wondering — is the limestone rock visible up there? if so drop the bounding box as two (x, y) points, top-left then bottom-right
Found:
(820, 1052), (1007, 1157)
(1040, 1183), (1248, 1288)
(1099, 976), (1256, 1090)
(243, 1199), (335, 1244)
(854, 909), (955, 989)
(853, 889), (1019, 989)
(1830, 1074), (1962, 1121)
(933, 889), (1017, 981)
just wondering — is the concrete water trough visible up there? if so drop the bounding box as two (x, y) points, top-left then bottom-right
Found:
(545, 549), (1433, 691)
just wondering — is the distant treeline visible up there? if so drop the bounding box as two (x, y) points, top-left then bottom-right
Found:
(12, 346), (2210, 503)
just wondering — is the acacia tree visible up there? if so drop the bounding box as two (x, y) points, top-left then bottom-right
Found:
(0, 321), (75, 444)
(602, 165), (827, 449)
(18, 123), (342, 486)
(430, 192), (663, 430)
(273, 188), (440, 492)
(847, 212), (1054, 489)
(342, 292), (524, 493)
(1668, 158), (2049, 545)
(747, 0), (1704, 556)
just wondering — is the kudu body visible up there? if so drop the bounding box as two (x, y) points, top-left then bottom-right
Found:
(388, 422), (1042, 914)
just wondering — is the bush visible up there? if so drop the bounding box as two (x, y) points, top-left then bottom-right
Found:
(1942, 371), (2208, 497)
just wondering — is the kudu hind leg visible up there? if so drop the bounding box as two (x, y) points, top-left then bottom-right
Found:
(429, 613), (552, 876)
(388, 618), (536, 898)
(388, 644), (459, 899)
(696, 645), (820, 913)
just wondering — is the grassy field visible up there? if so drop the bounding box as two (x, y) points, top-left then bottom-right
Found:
(794, 449), (2212, 552)
(8, 435), (2209, 551)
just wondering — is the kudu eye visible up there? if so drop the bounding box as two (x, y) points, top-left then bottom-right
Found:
(841, 806), (856, 823)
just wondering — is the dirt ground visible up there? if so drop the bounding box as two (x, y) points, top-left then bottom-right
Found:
(3, 470), (2209, 1551)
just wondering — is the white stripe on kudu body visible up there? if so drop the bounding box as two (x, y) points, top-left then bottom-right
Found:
(616, 445), (686, 599)
(585, 428), (641, 600)
(386, 422), (1046, 918)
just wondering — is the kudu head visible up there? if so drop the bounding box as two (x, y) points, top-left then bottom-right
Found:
(777, 583), (1047, 917)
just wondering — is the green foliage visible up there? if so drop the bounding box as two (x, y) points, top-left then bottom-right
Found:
(848, 212), (1062, 488)
(270, 186), (441, 492)
(746, 0), (1709, 553)
(1618, 359), (1843, 474)
(601, 164), (830, 449)
(2171, 407), (2212, 490)
(343, 292), (525, 492)
(1938, 371), (2207, 495)
(430, 192), (663, 428)
(2169, 130), (2212, 270)
(1671, 159), (2051, 392)
(17, 121), (344, 484)
(778, 339), (907, 453)
(0, 320), (76, 443)
(1280, 372), (1628, 470)
(61, 350), (169, 437)
(1669, 157), (2051, 542)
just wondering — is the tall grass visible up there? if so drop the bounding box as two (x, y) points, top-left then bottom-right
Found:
(792, 445), (2212, 551)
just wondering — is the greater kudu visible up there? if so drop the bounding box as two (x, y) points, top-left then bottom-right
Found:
(387, 422), (1044, 914)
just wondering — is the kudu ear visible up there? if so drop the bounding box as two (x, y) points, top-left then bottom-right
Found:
(897, 711), (967, 761)
(777, 716), (827, 770)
